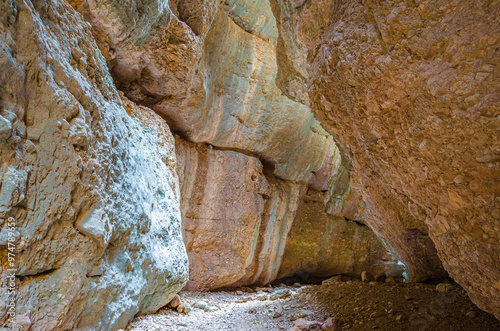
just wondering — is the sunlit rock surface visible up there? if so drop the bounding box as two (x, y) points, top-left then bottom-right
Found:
(0, 0), (187, 329)
(69, 0), (401, 293)
(271, 0), (499, 318)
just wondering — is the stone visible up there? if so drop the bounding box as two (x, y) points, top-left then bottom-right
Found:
(361, 271), (374, 282)
(0, 1), (188, 329)
(193, 301), (208, 309)
(0, 115), (12, 140)
(279, 0), (500, 318)
(169, 295), (182, 309)
(465, 311), (476, 318)
(292, 318), (322, 330)
(385, 276), (396, 284)
(321, 317), (343, 331)
(297, 310), (314, 319)
(436, 283), (454, 293)
(269, 288), (291, 300)
(204, 306), (219, 312)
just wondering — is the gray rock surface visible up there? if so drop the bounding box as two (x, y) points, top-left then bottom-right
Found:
(0, 0), (187, 329)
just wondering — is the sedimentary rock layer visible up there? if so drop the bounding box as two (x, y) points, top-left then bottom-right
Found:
(0, 0), (188, 329)
(273, 0), (499, 317)
(176, 138), (401, 290)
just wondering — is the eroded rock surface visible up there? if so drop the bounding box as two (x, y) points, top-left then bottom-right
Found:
(272, 0), (499, 317)
(68, 0), (402, 293)
(278, 188), (402, 281)
(176, 138), (400, 290)
(0, 0), (188, 329)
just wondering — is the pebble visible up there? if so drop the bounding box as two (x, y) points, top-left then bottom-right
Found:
(235, 290), (244, 295)
(292, 318), (322, 330)
(385, 276), (396, 283)
(322, 275), (342, 285)
(436, 283), (453, 293)
(321, 317), (343, 331)
(193, 301), (208, 309)
(396, 315), (403, 321)
(269, 288), (291, 300)
(168, 294), (181, 309)
(256, 293), (268, 301)
(465, 311), (476, 318)
(361, 271), (374, 282)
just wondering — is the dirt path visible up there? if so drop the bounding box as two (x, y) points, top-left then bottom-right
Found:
(127, 278), (500, 331)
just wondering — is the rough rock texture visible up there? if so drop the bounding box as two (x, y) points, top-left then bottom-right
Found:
(70, 0), (333, 182)
(67, 0), (403, 293)
(0, 0), (188, 329)
(278, 188), (402, 280)
(176, 138), (400, 290)
(272, 0), (499, 318)
(176, 137), (299, 290)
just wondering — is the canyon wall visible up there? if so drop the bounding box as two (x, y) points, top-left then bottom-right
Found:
(3, 0), (497, 327)
(70, 0), (401, 292)
(0, 0), (188, 329)
(271, 0), (499, 318)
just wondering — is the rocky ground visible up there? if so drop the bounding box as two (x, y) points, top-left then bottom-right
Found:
(127, 276), (500, 331)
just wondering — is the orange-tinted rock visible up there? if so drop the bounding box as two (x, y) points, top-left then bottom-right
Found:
(278, 188), (402, 280)
(274, 0), (499, 317)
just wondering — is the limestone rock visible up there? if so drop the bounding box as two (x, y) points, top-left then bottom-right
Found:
(175, 137), (302, 290)
(278, 188), (403, 281)
(275, 0), (499, 318)
(0, 1), (187, 329)
(71, 0), (333, 183)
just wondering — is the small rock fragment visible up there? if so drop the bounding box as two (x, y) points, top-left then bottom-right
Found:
(269, 288), (291, 300)
(436, 283), (453, 293)
(321, 317), (344, 331)
(361, 271), (374, 282)
(385, 276), (396, 283)
(193, 301), (208, 309)
(168, 294), (181, 309)
(465, 311), (476, 318)
(292, 318), (322, 330)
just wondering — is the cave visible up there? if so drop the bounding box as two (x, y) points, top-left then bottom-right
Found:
(0, 0), (499, 330)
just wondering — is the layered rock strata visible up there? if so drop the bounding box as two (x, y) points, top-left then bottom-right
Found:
(176, 138), (401, 290)
(0, 0), (188, 329)
(69, 0), (403, 293)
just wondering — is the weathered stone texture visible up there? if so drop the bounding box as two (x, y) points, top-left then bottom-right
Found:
(274, 0), (499, 317)
(0, 0), (188, 329)
(176, 137), (401, 290)
(278, 188), (403, 281)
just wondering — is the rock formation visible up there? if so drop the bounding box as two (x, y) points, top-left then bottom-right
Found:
(1, 0), (497, 328)
(0, 0), (187, 329)
(69, 0), (400, 292)
(271, 0), (499, 318)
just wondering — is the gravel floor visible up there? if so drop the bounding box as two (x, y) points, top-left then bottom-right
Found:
(126, 278), (500, 331)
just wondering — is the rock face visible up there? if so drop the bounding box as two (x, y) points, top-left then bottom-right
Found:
(69, 0), (402, 292)
(176, 137), (401, 290)
(271, 0), (499, 317)
(278, 188), (402, 281)
(0, 0), (188, 329)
